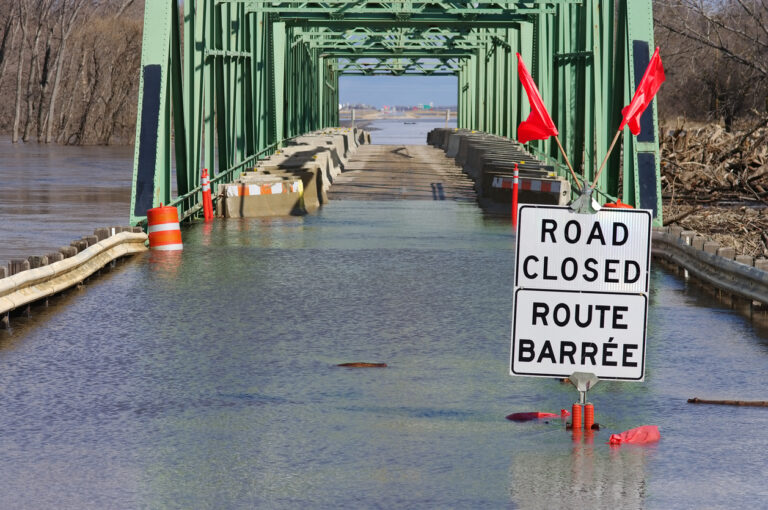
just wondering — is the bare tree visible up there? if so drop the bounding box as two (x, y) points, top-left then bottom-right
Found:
(0, 10), (15, 75)
(2, 0), (144, 145)
(114, 0), (136, 19)
(21, 0), (55, 142)
(655, 0), (768, 130)
(45, 0), (87, 143)
(12, 2), (29, 143)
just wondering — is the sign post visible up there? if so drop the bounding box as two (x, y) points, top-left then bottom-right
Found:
(510, 205), (652, 382)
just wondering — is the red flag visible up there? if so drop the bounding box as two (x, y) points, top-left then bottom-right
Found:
(516, 53), (558, 144)
(621, 47), (665, 136)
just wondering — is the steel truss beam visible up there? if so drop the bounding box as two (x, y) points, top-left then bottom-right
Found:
(132, 0), (663, 226)
(130, 4), (338, 225)
(334, 57), (460, 75)
(217, 1), (581, 16)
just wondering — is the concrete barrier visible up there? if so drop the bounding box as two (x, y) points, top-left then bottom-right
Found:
(652, 227), (768, 305)
(427, 128), (569, 208)
(219, 127), (370, 218)
(0, 231), (148, 315)
(221, 178), (306, 218)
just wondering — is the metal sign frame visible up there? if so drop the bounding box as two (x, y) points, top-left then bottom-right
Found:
(510, 204), (652, 381)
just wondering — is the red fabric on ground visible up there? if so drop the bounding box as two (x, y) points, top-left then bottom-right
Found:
(506, 411), (564, 422)
(608, 425), (660, 445)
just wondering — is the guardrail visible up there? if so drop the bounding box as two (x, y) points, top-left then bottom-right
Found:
(652, 226), (768, 306)
(0, 231), (148, 317)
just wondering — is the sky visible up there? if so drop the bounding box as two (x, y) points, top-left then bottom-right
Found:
(339, 75), (458, 107)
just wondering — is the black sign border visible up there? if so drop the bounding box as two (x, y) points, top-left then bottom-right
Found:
(514, 205), (653, 294)
(510, 288), (648, 381)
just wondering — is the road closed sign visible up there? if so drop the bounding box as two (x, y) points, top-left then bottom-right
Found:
(510, 205), (652, 381)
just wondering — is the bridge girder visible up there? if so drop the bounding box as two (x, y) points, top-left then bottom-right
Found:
(131, 0), (663, 226)
(334, 57), (461, 75)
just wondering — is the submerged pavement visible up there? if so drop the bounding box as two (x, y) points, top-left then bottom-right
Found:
(328, 144), (476, 201)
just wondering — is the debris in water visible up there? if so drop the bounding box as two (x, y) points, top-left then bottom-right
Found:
(688, 397), (768, 407)
(506, 409), (570, 422)
(608, 425), (660, 445)
(336, 362), (388, 368)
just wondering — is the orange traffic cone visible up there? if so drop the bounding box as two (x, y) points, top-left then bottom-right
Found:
(202, 168), (214, 222)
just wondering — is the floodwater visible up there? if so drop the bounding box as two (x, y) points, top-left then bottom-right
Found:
(0, 137), (134, 263)
(357, 116), (456, 145)
(1, 123), (768, 508)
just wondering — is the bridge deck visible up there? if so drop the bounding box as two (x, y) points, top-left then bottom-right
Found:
(328, 144), (476, 201)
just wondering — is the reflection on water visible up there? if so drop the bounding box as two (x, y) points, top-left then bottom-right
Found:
(510, 429), (650, 508)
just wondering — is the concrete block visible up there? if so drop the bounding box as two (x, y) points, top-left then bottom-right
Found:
(755, 258), (768, 272)
(0, 265), (6, 279)
(717, 247), (735, 260)
(680, 230), (697, 246)
(9, 259), (30, 275)
(27, 256), (46, 269)
(668, 226), (684, 238)
(82, 235), (99, 247)
(223, 193), (304, 218)
(703, 241), (719, 254)
(692, 236), (706, 250)
(253, 167), (325, 207)
(222, 177), (306, 218)
(94, 227), (110, 241)
(735, 255), (754, 266)
(60, 246), (77, 258)
(47, 252), (64, 263)
(70, 240), (88, 253)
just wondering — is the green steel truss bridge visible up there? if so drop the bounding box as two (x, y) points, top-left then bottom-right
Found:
(130, 0), (662, 225)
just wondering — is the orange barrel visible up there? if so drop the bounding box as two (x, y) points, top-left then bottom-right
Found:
(147, 205), (183, 251)
(571, 403), (583, 429)
(584, 403), (594, 429)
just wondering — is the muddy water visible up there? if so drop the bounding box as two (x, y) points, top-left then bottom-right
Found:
(0, 128), (767, 508)
(0, 137), (134, 263)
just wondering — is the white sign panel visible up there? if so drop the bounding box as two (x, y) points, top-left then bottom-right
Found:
(514, 206), (651, 294)
(511, 289), (647, 380)
(510, 205), (652, 381)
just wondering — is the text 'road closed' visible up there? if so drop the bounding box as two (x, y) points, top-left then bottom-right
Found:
(514, 206), (652, 294)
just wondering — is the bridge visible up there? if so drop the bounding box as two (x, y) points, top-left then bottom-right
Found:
(129, 0), (662, 226)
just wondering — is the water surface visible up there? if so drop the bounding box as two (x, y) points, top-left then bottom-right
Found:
(1, 125), (767, 508)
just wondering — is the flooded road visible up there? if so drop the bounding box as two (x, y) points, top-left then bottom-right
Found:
(1, 123), (767, 508)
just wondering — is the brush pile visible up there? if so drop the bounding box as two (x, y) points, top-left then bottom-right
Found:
(663, 204), (768, 258)
(659, 122), (768, 258)
(660, 123), (768, 203)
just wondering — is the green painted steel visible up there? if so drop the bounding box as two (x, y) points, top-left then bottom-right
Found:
(131, 0), (662, 226)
